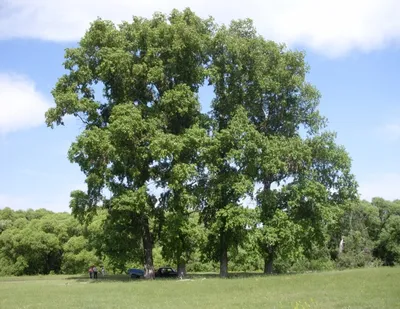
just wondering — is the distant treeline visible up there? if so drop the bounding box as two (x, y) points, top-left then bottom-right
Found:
(1, 197), (399, 276)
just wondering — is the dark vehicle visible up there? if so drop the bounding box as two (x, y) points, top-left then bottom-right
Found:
(127, 268), (144, 279)
(155, 267), (178, 278)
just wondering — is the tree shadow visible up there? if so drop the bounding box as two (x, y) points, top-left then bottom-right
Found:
(65, 274), (134, 283)
(186, 272), (269, 279)
(65, 271), (287, 283)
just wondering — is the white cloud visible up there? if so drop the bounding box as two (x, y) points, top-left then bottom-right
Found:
(0, 73), (50, 135)
(1, 0), (400, 57)
(358, 173), (400, 202)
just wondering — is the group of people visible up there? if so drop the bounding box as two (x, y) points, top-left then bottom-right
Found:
(88, 265), (105, 279)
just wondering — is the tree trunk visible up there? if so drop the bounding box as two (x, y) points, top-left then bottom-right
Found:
(142, 218), (155, 279)
(338, 236), (344, 254)
(176, 233), (186, 278)
(264, 255), (274, 274)
(177, 262), (186, 278)
(219, 231), (228, 278)
(263, 179), (272, 193)
(262, 179), (274, 275)
(264, 246), (274, 274)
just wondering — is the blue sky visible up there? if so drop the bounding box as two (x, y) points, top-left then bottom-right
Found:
(0, 1), (399, 212)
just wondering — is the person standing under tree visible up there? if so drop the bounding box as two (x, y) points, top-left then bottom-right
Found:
(101, 266), (105, 277)
(88, 266), (93, 279)
(93, 266), (98, 279)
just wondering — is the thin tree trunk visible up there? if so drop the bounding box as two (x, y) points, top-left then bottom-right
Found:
(176, 233), (186, 278)
(142, 217), (155, 279)
(220, 231), (228, 278)
(262, 179), (274, 275)
(264, 255), (274, 274)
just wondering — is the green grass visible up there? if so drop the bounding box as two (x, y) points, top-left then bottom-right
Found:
(1, 267), (399, 309)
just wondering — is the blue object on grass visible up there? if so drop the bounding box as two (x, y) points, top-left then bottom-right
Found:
(127, 268), (145, 278)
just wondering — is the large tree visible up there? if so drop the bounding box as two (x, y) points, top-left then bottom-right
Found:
(207, 19), (358, 274)
(46, 9), (212, 279)
(46, 9), (358, 278)
(200, 107), (260, 277)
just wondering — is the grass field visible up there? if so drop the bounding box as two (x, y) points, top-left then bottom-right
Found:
(1, 267), (399, 309)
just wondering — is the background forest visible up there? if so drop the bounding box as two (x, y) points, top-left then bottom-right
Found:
(1, 197), (399, 276)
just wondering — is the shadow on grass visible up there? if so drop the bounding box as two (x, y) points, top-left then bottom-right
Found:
(65, 272), (280, 283)
(187, 272), (273, 279)
(65, 274), (133, 283)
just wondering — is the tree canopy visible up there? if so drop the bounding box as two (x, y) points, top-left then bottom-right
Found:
(43, 8), (364, 278)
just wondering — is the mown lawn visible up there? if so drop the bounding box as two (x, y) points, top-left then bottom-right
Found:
(0, 267), (399, 309)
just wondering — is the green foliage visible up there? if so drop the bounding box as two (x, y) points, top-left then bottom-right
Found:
(255, 208), (303, 267)
(1, 194), (400, 276)
(61, 236), (98, 274)
(288, 257), (336, 273)
(39, 7), (397, 278)
(46, 8), (215, 279)
(372, 199), (400, 265)
(0, 209), (94, 276)
(336, 230), (375, 269)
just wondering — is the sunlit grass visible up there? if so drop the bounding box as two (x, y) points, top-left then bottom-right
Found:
(0, 267), (399, 309)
